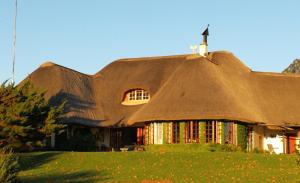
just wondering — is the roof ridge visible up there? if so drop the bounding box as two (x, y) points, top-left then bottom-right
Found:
(114, 54), (191, 62)
(114, 51), (235, 62)
(40, 61), (56, 67)
(39, 61), (93, 77)
(252, 71), (300, 77)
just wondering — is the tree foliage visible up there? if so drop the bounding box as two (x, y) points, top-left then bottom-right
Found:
(283, 59), (300, 73)
(0, 148), (19, 183)
(0, 81), (66, 151)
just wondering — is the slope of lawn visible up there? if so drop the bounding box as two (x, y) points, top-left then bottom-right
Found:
(18, 147), (300, 182)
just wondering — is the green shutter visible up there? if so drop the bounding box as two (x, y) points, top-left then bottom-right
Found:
(163, 122), (167, 144)
(199, 121), (206, 144)
(237, 123), (247, 150)
(220, 122), (225, 144)
(179, 122), (185, 144)
(149, 123), (153, 144)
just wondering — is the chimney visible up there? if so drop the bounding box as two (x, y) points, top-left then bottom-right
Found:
(199, 25), (209, 57)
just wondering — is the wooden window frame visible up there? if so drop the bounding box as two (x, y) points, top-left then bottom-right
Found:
(143, 91), (149, 100)
(206, 121), (220, 143)
(206, 121), (213, 143)
(127, 89), (150, 101)
(153, 122), (163, 144)
(192, 122), (199, 142)
(172, 122), (180, 144)
(185, 121), (199, 143)
(136, 90), (142, 100)
(165, 123), (172, 144)
(129, 91), (135, 100)
(224, 122), (234, 144)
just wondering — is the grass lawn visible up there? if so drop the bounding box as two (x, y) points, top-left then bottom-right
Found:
(18, 149), (300, 182)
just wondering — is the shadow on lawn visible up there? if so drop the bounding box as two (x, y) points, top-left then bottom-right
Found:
(21, 170), (110, 183)
(19, 152), (111, 182)
(19, 152), (62, 171)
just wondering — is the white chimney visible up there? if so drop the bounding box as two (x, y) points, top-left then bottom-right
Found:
(199, 25), (209, 57)
(199, 44), (208, 57)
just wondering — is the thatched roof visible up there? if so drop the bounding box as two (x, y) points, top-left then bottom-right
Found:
(24, 51), (300, 127)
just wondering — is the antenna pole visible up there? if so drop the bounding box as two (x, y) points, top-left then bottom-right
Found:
(12, 0), (17, 83)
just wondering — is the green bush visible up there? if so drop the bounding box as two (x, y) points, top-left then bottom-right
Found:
(296, 150), (300, 166)
(249, 148), (270, 154)
(0, 148), (19, 183)
(207, 143), (243, 152)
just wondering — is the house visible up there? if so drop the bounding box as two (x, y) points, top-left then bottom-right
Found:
(24, 29), (300, 153)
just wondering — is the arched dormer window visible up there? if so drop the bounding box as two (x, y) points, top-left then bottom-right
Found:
(122, 89), (150, 105)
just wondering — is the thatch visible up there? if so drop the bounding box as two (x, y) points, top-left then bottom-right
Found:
(23, 51), (300, 127)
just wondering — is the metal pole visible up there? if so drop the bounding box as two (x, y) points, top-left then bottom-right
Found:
(12, 0), (17, 83)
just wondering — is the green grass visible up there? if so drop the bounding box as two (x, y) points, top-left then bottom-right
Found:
(18, 149), (300, 182)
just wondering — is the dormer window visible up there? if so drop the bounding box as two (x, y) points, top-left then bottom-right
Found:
(122, 89), (150, 105)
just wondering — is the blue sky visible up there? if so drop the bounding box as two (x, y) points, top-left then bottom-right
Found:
(1, 0), (300, 83)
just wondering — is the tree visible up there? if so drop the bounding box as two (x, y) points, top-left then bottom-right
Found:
(0, 81), (66, 151)
(283, 59), (300, 73)
(0, 148), (19, 183)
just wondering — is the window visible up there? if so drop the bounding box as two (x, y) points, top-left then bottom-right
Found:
(145, 122), (163, 145)
(185, 121), (199, 143)
(136, 90), (142, 100)
(146, 122), (179, 145)
(129, 92), (135, 100)
(206, 121), (224, 143)
(143, 91), (150, 100)
(206, 121), (217, 143)
(122, 89), (150, 105)
(224, 122), (234, 144)
(192, 122), (199, 140)
(164, 122), (180, 144)
(128, 89), (149, 101)
(172, 122), (180, 144)
(153, 123), (163, 144)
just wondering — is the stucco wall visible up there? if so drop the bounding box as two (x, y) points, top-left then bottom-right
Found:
(263, 129), (285, 154)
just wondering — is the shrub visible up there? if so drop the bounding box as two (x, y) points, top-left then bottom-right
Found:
(296, 150), (300, 166)
(250, 148), (269, 154)
(220, 144), (243, 152)
(0, 148), (19, 183)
